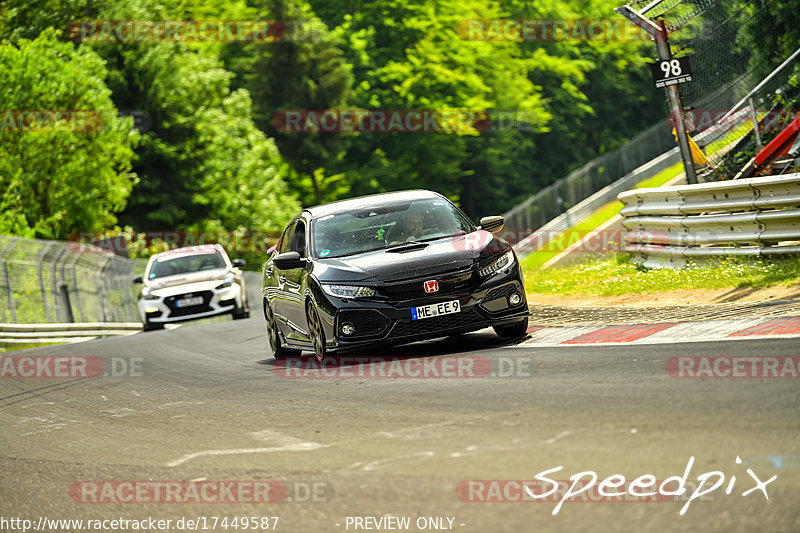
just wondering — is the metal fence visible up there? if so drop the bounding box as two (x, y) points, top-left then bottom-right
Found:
(0, 235), (267, 325)
(503, 121), (676, 238)
(504, 0), (800, 250)
(0, 235), (146, 324)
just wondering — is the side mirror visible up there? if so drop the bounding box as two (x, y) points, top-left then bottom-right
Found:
(132, 275), (143, 284)
(232, 258), (246, 268)
(479, 216), (504, 234)
(273, 251), (304, 269)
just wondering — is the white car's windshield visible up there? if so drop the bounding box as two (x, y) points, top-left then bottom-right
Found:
(148, 251), (227, 279)
(311, 198), (474, 259)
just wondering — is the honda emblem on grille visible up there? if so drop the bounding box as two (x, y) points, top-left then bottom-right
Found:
(424, 280), (439, 293)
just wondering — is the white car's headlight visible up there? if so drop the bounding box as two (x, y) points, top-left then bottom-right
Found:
(478, 250), (515, 278)
(141, 288), (160, 300)
(321, 284), (376, 298)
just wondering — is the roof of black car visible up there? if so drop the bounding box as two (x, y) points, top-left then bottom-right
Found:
(304, 190), (444, 218)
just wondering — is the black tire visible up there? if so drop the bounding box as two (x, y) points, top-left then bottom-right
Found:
(232, 306), (250, 320)
(493, 318), (528, 339)
(142, 322), (164, 332)
(265, 301), (300, 359)
(306, 302), (327, 362)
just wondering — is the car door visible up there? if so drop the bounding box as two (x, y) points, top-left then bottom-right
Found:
(282, 219), (310, 342)
(269, 221), (296, 337)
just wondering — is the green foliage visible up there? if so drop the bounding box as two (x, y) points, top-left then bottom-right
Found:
(240, 0), (354, 206)
(94, 0), (301, 232)
(2, 0), (753, 238)
(0, 29), (137, 239)
(524, 254), (800, 297)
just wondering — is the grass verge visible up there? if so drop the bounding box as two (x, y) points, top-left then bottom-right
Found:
(523, 254), (800, 297)
(520, 161), (683, 269)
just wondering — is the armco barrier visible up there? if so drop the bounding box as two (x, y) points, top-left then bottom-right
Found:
(618, 173), (800, 268)
(0, 322), (142, 345)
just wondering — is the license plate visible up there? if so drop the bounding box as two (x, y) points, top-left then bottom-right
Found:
(411, 300), (461, 320)
(175, 296), (203, 307)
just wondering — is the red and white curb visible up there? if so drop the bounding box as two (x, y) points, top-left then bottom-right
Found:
(516, 316), (800, 347)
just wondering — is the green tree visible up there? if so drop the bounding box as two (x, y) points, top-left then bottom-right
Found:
(228, 0), (353, 206)
(0, 29), (137, 239)
(93, 0), (300, 232)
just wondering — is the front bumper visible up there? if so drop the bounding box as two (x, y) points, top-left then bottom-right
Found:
(138, 284), (242, 324)
(324, 275), (528, 352)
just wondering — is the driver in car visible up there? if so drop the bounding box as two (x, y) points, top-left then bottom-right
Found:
(390, 210), (427, 244)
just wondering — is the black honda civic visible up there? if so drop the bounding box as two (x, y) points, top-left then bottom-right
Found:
(262, 190), (529, 361)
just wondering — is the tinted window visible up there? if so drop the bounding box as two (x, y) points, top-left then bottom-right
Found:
(311, 198), (474, 259)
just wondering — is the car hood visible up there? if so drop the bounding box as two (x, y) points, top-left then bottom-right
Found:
(145, 268), (230, 290)
(314, 231), (508, 283)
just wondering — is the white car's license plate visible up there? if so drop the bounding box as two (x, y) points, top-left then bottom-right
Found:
(411, 300), (461, 320)
(175, 296), (203, 307)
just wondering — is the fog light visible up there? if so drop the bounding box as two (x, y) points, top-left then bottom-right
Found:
(219, 293), (235, 301)
(145, 306), (160, 313)
(341, 323), (355, 336)
(509, 292), (522, 306)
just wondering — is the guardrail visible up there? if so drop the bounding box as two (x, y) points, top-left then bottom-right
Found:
(0, 322), (142, 346)
(618, 173), (800, 268)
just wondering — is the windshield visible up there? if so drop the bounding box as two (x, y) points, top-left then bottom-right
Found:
(147, 251), (227, 279)
(311, 198), (475, 259)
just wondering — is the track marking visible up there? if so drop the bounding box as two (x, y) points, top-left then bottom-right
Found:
(358, 451), (436, 471)
(166, 441), (326, 467)
(544, 431), (572, 445)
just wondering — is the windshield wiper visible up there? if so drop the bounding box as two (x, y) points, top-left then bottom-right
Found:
(385, 241), (430, 253)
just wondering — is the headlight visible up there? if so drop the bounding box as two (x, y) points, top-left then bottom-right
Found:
(478, 250), (515, 278)
(215, 275), (234, 290)
(141, 288), (160, 300)
(321, 284), (376, 298)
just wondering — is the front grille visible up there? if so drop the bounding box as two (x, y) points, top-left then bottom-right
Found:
(391, 308), (484, 338)
(376, 259), (473, 282)
(165, 290), (213, 318)
(381, 269), (478, 301)
(337, 309), (391, 338)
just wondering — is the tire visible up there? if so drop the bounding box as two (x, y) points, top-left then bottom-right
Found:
(142, 322), (164, 332)
(493, 318), (528, 339)
(306, 302), (327, 362)
(232, 306), (250, 320)
(265, 301), (300, 359)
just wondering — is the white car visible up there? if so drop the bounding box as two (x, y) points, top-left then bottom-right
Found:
(134, 244), (250, 330)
